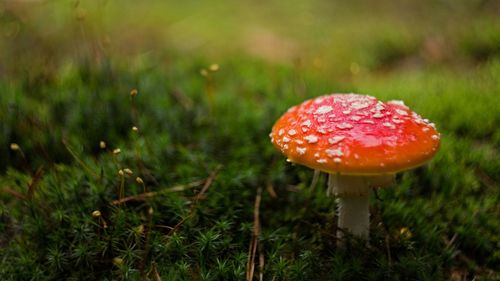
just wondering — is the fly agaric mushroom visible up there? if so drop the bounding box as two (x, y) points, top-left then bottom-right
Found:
(270, 94), (440, 239)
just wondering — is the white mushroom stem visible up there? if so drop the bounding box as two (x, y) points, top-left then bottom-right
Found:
(329, 174), (370, 239)
(328, 174), (395, 240)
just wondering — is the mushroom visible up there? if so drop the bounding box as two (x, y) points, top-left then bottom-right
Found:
(269, 94), (440, 240)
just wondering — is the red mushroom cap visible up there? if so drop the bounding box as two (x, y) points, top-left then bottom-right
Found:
(270, 94), (440, 175)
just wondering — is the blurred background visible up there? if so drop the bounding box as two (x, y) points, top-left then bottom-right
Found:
(1, 0), (500, 80)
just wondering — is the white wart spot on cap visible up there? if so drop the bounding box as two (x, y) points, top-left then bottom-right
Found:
(304, 135), (319, 143)
(333, 158), (342, 163)
(296, 147), (307, 155)
(317, 127), (327, 134)
(350, 115), (362, 121)
(288, 129), (297, 136)
(336, 123), (353, 129)
(282, 136), (290, 143)
(350, 101), (370, 110)
(375, 102), (386, 111)
(361, 120), (375, 124)
(328, 136), (345, 144)
(431, 135), (440, 140)
(278, 129), (285, 136)
(388, 100), (407, 107)
(326, 148), (343, 157)
(301, 120), (312, 127)
(383, 122), (396, 129)
(317, 158), (328, 163)
(422, 127), (430, 132)
(314, 105), (333, 114)
(314, 97), (326, 104)
(395, 109), (408, 116)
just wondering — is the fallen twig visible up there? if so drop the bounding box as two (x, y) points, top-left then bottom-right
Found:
(265, 182), (277, 199)
(309, 169), (321, 191)
(195, 165), (221, 201)
(385, 234), (392, 268)
(154, 224), (174, 230)
(258, 242), (264, 281)
(246, 187), (262, 281)
(27, 167), (44, 199)
(167, 165), (222, 236)
(1, 186), (27, 200)
(111, 179), (205, 205)
(139, 207), (154, 281)
(474, 168), (498, 190)
(149, 262), (162, 281)
(444, 233), (458, 250)
(2, 167), (44, 201)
